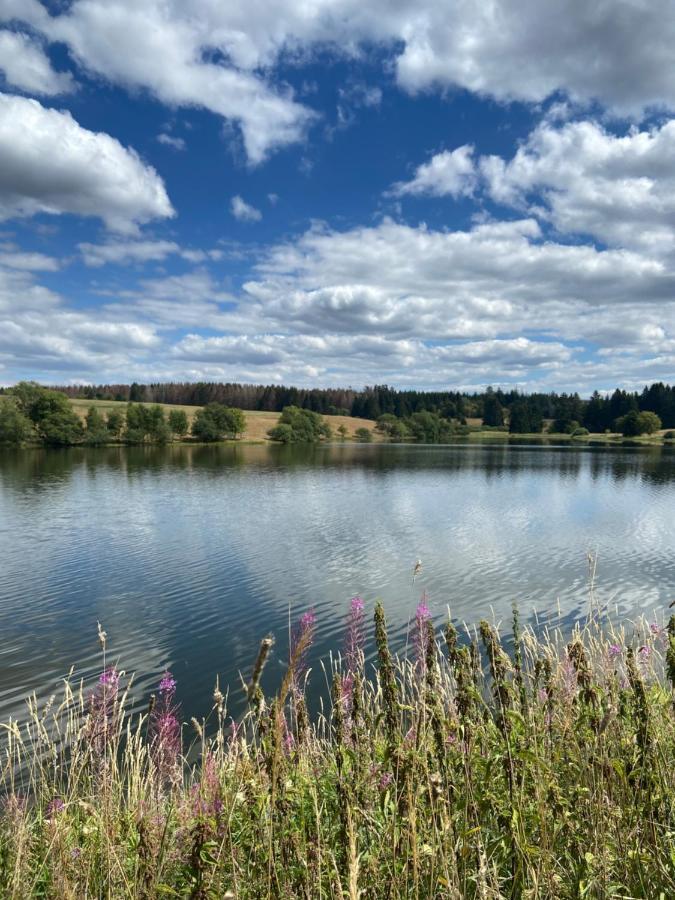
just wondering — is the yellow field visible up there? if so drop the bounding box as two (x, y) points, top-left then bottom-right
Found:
(68, 398), (378, 442)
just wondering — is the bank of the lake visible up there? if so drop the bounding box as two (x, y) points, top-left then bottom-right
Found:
(1, 601), (674, 898)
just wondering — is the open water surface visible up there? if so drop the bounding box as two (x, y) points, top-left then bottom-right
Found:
(0, 441), (673, 721)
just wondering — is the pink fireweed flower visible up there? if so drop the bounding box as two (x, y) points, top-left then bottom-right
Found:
(649, 623), (661, 635)
(88, 667), (120, 755)
(290, 608), (316, 695)
(608, 644), (622, 660)
(150, 670), (181, 785)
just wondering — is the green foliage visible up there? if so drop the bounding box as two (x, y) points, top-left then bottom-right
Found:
(10, 383), (83, 446)
(664, 430), (675, 440)
(508, 399), (543, 434)
(167, 409), (189, 437)
(2, 609), (675, 897)
(336, 424), (348, 440)
(615, 409), (662, 436)
(354, 426), (372, 443)
(84, 406), (109, 446)
(405, 410), (455, 443)
(106, 410), (125, 439)
(0, 398), (33, 445)
(482, 393), (504, 427)
(267, 406), (331, 443)
(125, 403), (170, 444)
(191, 403), (246, 442)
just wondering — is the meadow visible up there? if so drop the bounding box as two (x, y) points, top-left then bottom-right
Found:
(68, 399), (380, 443)
(1, 601), (674, 898)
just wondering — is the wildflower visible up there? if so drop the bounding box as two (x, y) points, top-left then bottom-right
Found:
(638, 645), (651, 660)
(46, 797), (65, 818)
(159, 672), (177, 696)
(88, 667), (120, 756)
(608, 644), (622, 659)
(379, 772), (394, 791)
(649, 623), (661, 635)
(149, 670), (181, 785)
(290, 608), (316, 695)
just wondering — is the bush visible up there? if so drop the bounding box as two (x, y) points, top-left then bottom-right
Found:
(125, 403), (171, 444)
(167, 409), (189, 438)
(192, 404), (246, 442)
(354, 427), (372, 442)
(267, 406), (331, 443)
(571, 426), (589, 437)
(84, 406), (109, 446)
(664, 430), (675, 440)
(0, 398), (33, 445)
(615, 410), (662, 436)
(11, 382), (84, 445)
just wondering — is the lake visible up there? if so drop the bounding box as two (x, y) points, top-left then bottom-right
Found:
(1, 441), (674, 723)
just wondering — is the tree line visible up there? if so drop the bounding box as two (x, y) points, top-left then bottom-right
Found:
(0, 383), (246, 447)
(20, 380), (675, 429)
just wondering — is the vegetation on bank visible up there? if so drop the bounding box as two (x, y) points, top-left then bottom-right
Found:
(2, 601), (675, 898)
(27, 379), (675, 430)
(0, 383), (247, 447)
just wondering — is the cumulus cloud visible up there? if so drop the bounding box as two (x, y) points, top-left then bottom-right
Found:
(0, 93), (174, 232)
(0, 29), (74, 95)
(480, 119), (675, 253)
(5, 0), (675, 163)
(390, 145), (476, 198)
(244, 217), (672, 341)
(231, 195), (262, 223)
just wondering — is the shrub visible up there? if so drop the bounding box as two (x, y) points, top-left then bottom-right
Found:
(267, 406), (331, 443)
(354, 427), (372, 443)
(192, 404), (246, 441)
(0, 398), (33, 445)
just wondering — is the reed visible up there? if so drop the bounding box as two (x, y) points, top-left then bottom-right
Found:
(1, 605), (675, 898)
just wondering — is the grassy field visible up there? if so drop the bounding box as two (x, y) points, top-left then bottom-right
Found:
(68, 398), (380, 442)
(1, 602), (674, 897)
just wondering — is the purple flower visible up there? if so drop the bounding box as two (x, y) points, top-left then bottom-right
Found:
(608, 644), (622, 660)
(159, 672), (177, 697)
(88, 667), (120, 755)
(638, 645), (651, 659)
(150, 671), (181, 784)
(99, 668), (120, 687)
(46, 797), (65, 818)
(649, 623), (661, 635)
(290, 608), (316, 694)
(379, 772), (394, 791)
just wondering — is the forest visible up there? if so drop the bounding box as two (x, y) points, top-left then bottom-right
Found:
(20, 379), (675, 430)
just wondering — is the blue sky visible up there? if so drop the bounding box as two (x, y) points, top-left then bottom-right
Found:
(0, 0), (674, 394)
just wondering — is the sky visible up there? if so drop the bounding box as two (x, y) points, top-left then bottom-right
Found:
(0, 1), (674, 395)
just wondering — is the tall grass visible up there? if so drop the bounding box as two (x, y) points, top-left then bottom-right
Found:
(2, 602), (675, 898)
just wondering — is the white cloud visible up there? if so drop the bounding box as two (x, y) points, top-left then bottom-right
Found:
(0, 93), (174, 232)
(231, 195), (262, 223)
(0, 29), (74, 95)
(79, 239), (180, 267)
(4, 0), (675, 159)
(480, 119), (675, 253)
(390, 145), (476, 198)
(157, 133), (186, 151)
(244, 217), (672, 342)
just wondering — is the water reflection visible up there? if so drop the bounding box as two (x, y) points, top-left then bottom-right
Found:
(0, 442), (673, 723)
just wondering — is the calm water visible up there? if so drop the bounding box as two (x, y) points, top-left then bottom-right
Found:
(1, 441), (674, 722)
